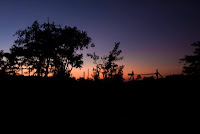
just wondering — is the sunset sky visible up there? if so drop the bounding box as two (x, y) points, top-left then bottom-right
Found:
(0, 0), (200, 80)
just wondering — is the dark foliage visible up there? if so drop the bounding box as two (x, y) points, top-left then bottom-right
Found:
(0, 50), (4, 70)
(87, 52), (101, 81)
(87, 42), (124, 82)
(101, 42), (124, 80)
(180, 41), (200, 76)
(2, 20), (92, 77)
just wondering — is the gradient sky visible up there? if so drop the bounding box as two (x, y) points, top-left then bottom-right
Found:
(0, 0), (200, 79)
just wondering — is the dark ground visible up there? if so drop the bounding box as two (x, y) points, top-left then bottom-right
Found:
(0, 75), (198, 124)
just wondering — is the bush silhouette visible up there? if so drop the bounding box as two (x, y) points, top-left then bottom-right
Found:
(88, 42), (124, 82)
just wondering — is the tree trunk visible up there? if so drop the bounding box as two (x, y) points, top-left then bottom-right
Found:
(45, 58), (50, 78)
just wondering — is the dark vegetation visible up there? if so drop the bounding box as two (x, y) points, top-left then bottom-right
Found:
(0, 20), (199, 121)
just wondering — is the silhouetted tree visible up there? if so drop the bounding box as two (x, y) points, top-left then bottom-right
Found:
(180, 41), (200, 76)
(0, 50), (18, 75)
(11, 21), (52, 77)
(52, 26), (91, 77)
(0, 50), (5, 74)
(3, 52), (19, 75)
(87, 52), (101, 81)
(101, 42), (124, 80)
(11, 20), (92, 77)
(88, 42), (124, 81)
(0, 50), (4, 66)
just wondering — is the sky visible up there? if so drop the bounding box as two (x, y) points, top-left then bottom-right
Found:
(0, 0), (200, 79)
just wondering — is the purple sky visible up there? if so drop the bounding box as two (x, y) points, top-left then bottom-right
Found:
(0, 0), (200, 78)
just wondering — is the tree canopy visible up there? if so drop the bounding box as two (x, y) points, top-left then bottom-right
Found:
(0, 50), (4, 72)
(1, 20), (92, 77)
(180, 41), (200, 76)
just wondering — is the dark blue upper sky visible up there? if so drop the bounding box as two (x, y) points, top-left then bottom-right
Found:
(0, 0), (200, 78)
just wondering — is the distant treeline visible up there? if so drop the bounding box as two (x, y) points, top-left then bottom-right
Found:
(0, 20), (200, 81)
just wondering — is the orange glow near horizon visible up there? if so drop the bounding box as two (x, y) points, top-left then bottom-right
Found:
(12, 64), (183, 81)
(71, 63), (183, 80)
(14, 57), (183, 80)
